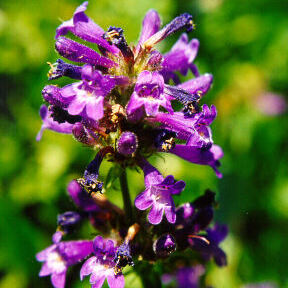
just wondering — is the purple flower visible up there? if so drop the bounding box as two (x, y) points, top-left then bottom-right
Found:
(161, 34), (200, 83)
(55, 37), (116, 69)
(176, 265), (205, 288)
(36, 240), (93, 288)
(67, 180), (100, 212)
(171, 144), (223, 178)
(55, 1), (119, 55)
(178, 73), (213, 97)
(59, 65), (120, 121)
(35, 3), (229, 287)
(80, 236), (124, 288)
(173, 191), (217, 251)
(36, 105), (74, 141)
(136, 10), (161, 54)
(126, 71), (173, 117)
(135, 159), (185, 224)
(188, 224), (228, 266)
(42, 85), (69, 108)
(148, 104), (217, 150)
(143, 13), (195, 49)
(256, 92), (287, 116)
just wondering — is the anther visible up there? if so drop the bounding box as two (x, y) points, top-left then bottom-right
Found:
(154, 129), (176, 152)
(103, 27), (134, 62)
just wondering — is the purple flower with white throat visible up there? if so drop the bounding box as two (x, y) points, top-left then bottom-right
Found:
(60, 65), (120, 121)
(135, 159), (185, 225)
(80, 236), (124, 288)
(36, 240), (93, 288)
(126, 71), (173, 117)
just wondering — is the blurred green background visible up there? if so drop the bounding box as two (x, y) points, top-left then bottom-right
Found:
(0, 0), (287, 287)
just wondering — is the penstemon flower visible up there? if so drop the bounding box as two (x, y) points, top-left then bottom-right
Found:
(36, 2), (228, 287)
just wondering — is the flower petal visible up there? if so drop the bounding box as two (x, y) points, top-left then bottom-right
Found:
(161, 175), (175, 186)
(55, 37), (116, 68)
(137, 9), (161, 51)
(91, 275), (106, 288)
(39, 263), (52, 277)
(80, 256), (96, 280)
(51, 271), (67, 288)
(139, 158), (164, 187)
(164, 204), (176, 224)
(56, 2), (118, 55)
(58, 240), (93, 265)
(90, 266), (106, 284)
(178, 74), (213, 97)
(148, 205), (164, 225)
(171, 144), (223, 178)
(93, 236), (104, 252)
(67, 97), (86, 116)
(144, 100), (160, 116)
(126, 92), (144, 115)
(172, 180), (186, 194)
(107, 273), (125, 288)
(36, 244), (57, 262)
(135, 190), (153, 210)
(85, 97), (104, 121)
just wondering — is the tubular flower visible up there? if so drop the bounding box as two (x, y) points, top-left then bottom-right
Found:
(36, 3), (227, 288)
(80, 236), (125, 288)
(36, 240), (93, 288)
(135, 159), (185, 225)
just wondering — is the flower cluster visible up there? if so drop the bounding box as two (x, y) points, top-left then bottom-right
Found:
(36, 2), (227, 287)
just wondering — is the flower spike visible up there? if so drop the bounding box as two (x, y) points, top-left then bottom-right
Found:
(37, 4), (227, 288)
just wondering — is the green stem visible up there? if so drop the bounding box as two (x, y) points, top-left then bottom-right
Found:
(119, 168), (134, 224)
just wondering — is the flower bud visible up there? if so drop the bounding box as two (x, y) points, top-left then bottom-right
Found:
(117, 132), (138, 155)
(42, 85), (69, 108)
(153, 234), (176, 258)
(72, 123), (97, 146)
(57, 211), (81, 233)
